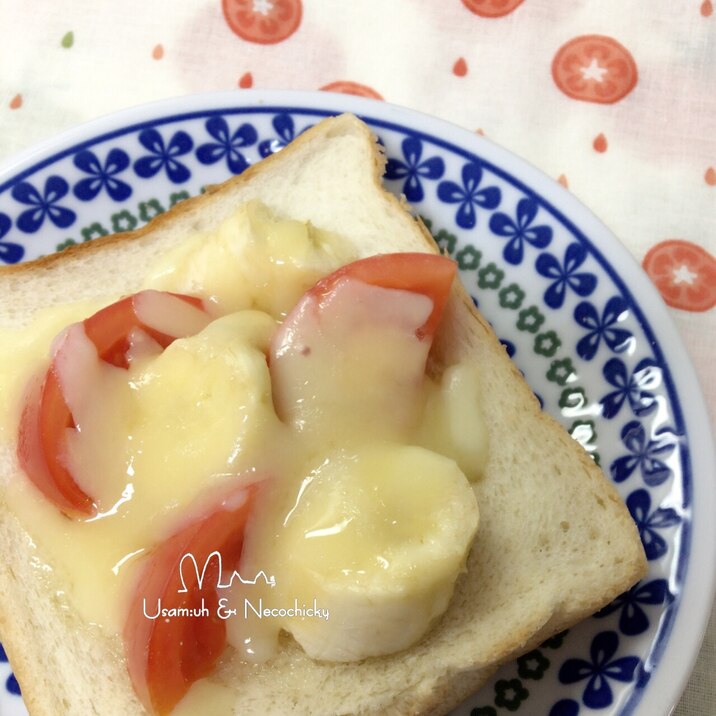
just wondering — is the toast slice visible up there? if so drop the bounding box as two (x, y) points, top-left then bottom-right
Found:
(0, 113), (647, 715)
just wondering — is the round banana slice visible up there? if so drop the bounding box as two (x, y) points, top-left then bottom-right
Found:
(276, 442), (479, 661)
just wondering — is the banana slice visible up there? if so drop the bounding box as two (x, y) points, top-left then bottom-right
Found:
(275, 442), (479, 661)
(418, 363), (490, 482)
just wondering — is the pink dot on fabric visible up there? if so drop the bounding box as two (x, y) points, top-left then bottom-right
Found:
(453, 57), (468, 77)
(593, 133), (608, 153)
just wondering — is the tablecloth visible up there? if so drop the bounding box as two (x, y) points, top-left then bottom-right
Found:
(1, 1), (714, 714)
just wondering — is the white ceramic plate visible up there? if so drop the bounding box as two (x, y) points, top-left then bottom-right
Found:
(0, 91), (714, 716)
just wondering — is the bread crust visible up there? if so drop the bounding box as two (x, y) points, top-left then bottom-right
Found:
(0, 114), (647, 715)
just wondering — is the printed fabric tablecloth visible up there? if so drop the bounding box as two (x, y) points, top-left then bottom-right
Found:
(1, 1), (714, 714)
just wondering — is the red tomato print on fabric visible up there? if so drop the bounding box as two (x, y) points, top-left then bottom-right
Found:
(461, 0), (524, 18)
(552, 35), (638, 104)
(320, 81), (384, 100)
(222, 0), (302, 45)
(643, 240), (716, 312)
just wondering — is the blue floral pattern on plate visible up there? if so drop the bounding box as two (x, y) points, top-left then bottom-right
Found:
(610, 422), (675, 486)
(489, 197), (553, 265)
(536, 242), (597, 309)
(595, 579), (672, 636)
(385, 136), (445, 202)
(0, 213), (23, 264)
(12, 176), (75, 233)
(437, 161), (500, 229)
(600, 358), (660, 420)
(196, 116), (258, 175)
(574, 296), (633, 361)
(73, 148), (132, 202)
(0, 97), (703, 716)
(627, 489), (681, 562)
(133, 128), (193, 184)
(559, 632), (640, 710)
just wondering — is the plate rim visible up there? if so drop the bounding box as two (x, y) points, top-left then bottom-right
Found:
(0, 89), (714, 716)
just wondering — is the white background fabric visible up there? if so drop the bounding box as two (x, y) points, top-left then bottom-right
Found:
(1, 1), (713, 713)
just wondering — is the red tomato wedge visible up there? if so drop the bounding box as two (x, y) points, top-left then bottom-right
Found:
(17, 368), (91, 513)
(83, 291), (206, 369)
(269, 253), (456, 435)
(308, 252), (456, 340)
(17, 290), (209, 517)
(124, 484), (256, 715)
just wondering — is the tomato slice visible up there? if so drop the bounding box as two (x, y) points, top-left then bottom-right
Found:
(222, 0), (302, 45)
(84, 292), (206, 369)
(642, 239), (716, 312)
(308, 253), (456, 340)
(17, 290), (209, 517)
(124, 484), (256, 715)
(270, 253), (456, 436)
(17, 368), (93, 514)
(551, 35), (638, 105)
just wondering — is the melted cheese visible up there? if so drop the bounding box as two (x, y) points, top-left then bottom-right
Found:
(0, 201), (489, 691)
(230, 443), (479, 663)
(0, 300), (111, 442)
(271, 277), (433, 446)
(5, 311), (282, 634)
(145, 200), (353, 318)
(417, 363), (489, 481)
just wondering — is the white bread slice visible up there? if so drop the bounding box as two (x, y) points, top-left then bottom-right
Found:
(0, 114), (647, 715)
